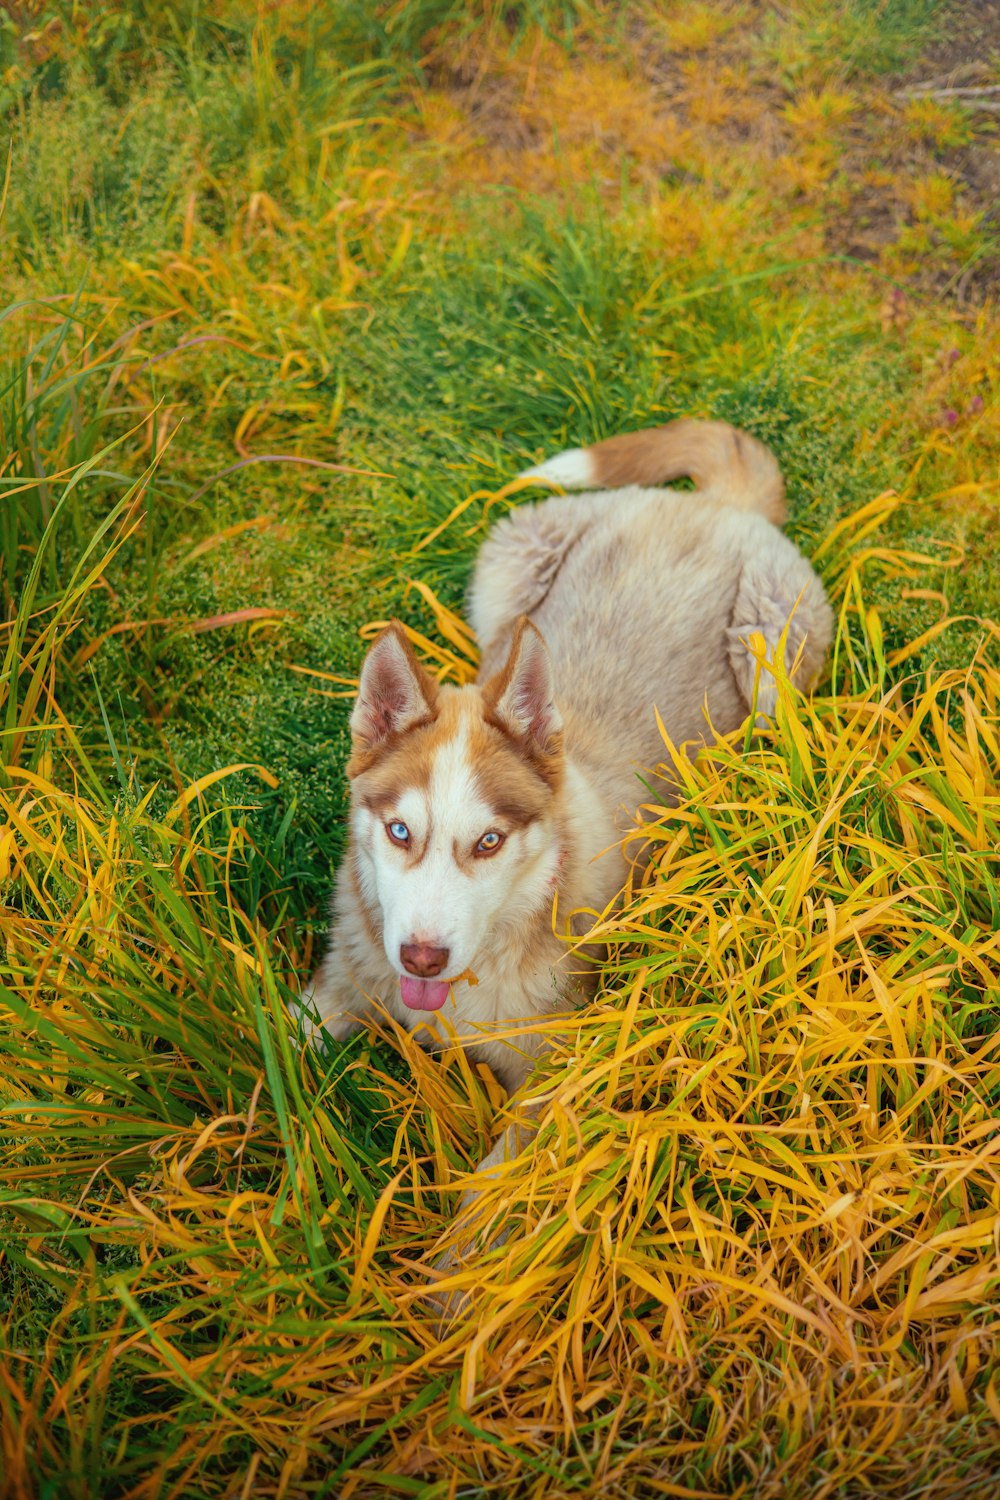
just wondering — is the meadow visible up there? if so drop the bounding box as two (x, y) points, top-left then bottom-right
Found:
(1, 1), (999, 1494)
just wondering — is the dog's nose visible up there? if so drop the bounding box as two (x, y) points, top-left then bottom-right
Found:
(400, 942), (450, 978)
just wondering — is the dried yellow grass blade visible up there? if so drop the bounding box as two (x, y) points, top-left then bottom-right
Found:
(163, 763), (280, 824)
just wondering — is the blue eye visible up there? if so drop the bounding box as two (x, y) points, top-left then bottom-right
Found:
(476, 831), (504, 854)
(387, 821), (410, 846)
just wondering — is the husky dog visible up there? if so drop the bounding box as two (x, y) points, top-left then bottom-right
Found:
(300, 420), (832, 1197)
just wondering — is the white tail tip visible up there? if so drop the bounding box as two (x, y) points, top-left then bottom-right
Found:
(519, 447), (595, 490)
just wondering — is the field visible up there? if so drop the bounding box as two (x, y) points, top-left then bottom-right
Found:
(1, 1), (999, 1495)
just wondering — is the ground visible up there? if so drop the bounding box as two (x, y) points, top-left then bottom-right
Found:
(0, 2), (998, 1496)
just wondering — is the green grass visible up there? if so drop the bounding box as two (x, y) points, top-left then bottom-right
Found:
(1, 1), (999, 1495)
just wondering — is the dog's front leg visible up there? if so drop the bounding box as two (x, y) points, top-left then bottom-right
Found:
(292, 942), (375, 1049)
(431, 1091), (544, 1323)
(471, 1109), (539, 1181)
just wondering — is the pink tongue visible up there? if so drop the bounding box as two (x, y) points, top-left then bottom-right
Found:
(399, 975), (451, 1011)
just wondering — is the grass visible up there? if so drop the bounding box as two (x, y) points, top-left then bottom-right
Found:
(1, 0), (999, 1494)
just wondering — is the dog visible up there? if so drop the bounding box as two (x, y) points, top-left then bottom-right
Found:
(299, 418), (833, 1266)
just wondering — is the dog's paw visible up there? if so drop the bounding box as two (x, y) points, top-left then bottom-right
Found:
(428, 1244), (473, 1328)
(290, 970), (367, 1052)
(427, 1222), (513, 1331)
(286, 984), (320, 1051)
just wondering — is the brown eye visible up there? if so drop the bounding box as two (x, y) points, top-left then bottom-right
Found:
(475, 830), (504, 855)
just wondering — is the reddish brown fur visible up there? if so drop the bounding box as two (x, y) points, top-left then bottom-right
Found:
(588, 418), (787, 526)
(353, 681), (559, 850)
(352, 690), (461, 798)
(468, 723), (552, 828)
(480, 619), (565, 789)
(347, 624), (440, 777)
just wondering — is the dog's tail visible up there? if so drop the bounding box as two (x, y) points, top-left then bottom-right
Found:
(520, 418), (785, 525)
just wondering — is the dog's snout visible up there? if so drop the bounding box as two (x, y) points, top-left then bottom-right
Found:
(400, 942), (450, 978)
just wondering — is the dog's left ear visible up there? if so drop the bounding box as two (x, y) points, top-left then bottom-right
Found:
(483, 617), (562, 755)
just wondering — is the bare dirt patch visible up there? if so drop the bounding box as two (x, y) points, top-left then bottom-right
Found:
(424, 2), (1000, 304)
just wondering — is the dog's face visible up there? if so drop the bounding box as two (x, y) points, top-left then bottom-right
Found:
(346, 619), (563, 1011)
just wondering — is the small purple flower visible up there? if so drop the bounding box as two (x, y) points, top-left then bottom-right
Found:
(968, 394), (984, 415)
(946, 347), (961, 367)
(939, 409), (959, 426)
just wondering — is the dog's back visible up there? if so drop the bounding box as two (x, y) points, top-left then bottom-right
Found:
(470, 420), (832, 818)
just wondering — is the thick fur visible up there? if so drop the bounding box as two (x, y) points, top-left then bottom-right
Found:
(300, 419), (833, 1256)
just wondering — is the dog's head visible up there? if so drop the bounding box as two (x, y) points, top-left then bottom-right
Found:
(346, 617), (564, 1012)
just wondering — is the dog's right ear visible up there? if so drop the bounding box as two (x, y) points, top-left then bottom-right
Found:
(348, 623), (438, 767)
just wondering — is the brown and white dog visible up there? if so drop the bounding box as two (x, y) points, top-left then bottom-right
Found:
(299, 420), (832, 1236)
